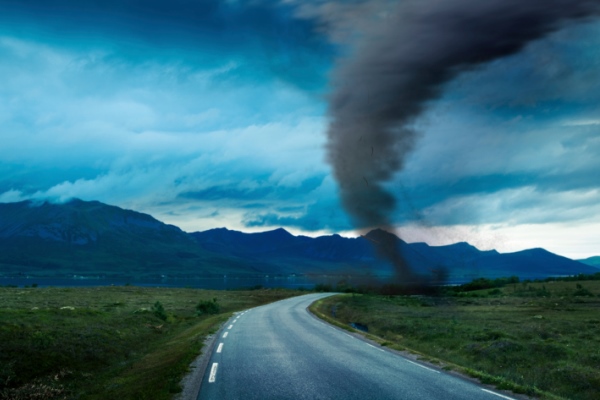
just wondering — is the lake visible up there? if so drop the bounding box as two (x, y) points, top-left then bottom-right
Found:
(0, 275), (333, 290)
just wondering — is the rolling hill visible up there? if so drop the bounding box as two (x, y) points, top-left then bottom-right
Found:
(577, 256), (600, 268)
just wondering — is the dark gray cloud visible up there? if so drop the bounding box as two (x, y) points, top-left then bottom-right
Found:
(0, 0), (334, 90)
(322, 0), (600, 277)
(2, 0), (600, 259)
(327, 0), (600, 228)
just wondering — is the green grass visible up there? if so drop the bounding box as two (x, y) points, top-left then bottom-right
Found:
(0, 286), (301, 399)
(312, 280), (600, 400)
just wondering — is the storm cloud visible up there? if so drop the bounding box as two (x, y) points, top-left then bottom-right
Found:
(1, 0), (600, 259)
(323, 0), (600, 276)
(0, 0), (332, 90)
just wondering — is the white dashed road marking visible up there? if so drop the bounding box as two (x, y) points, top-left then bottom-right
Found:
(366, 343), (385, 352)
(404, 359), (440, 373)
(481, 389), (516, 400)
(223, 332), (229, 338)
(217, 343), (224, 353)
(208, 363), (218, 383)
(228, 325), (233, 329)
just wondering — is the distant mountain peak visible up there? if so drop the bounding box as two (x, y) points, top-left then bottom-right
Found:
(366, 228), (391, 234)
(0, 198), (184, 245)
(210, 227), (231, 232)
(263, 227), (293, 237)
(440, 241), (480, 251)
(364, 228), (396, 238)
(363, 228), (409, 245)
(454, 241), (474, 247)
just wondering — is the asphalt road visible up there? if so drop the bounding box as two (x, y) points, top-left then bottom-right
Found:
(197, 293), (516, 400)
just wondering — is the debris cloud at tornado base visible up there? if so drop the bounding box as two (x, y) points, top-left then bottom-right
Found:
(324, 0), (600, 283)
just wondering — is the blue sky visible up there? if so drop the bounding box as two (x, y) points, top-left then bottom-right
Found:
(1, 0), (599, 258)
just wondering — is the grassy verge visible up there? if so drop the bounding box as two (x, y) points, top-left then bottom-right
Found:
(0, 286), (301, 399)
(311, 280), (600, 400)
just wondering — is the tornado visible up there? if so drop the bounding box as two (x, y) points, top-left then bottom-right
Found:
(326, 0), (600, 281)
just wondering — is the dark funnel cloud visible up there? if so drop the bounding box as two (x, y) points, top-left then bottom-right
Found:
(325, 0), (600, 282)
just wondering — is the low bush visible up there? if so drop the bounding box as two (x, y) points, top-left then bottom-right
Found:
(196, 298), (220, 315)
(152, 301), (168, 321)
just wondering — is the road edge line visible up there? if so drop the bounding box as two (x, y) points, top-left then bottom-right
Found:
(306, 294), (533, 400)
(174, 313), (236, 400)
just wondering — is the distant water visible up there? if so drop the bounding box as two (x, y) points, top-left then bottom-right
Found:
(0, 276), (320, 290)
(0, 274), (483, 289)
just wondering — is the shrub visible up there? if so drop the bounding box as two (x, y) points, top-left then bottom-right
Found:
(152, 301), (168, 321)
(196, 298), (220, 315)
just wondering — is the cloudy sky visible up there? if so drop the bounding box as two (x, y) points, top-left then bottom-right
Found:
(1, 0), (599, 258)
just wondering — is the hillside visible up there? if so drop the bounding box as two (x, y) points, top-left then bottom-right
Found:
(192, 226), (597, 281)
(0, 199), (596, 283)
(0, 199), (254, 278)
(578, 256), (600, 268)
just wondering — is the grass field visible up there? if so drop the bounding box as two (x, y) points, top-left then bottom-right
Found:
(311, 280), (600, 400)
(0, 285), (302, 399)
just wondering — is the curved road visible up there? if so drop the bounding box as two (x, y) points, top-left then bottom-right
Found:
(198, 293), (516, 400)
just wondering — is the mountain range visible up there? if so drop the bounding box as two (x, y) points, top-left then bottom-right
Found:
(0, 199), (597, 283)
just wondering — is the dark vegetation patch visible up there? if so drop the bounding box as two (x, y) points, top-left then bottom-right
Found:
(196, 298), (220, 315)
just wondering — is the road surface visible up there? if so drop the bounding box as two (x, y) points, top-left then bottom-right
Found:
(198, 293), (516, 400)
